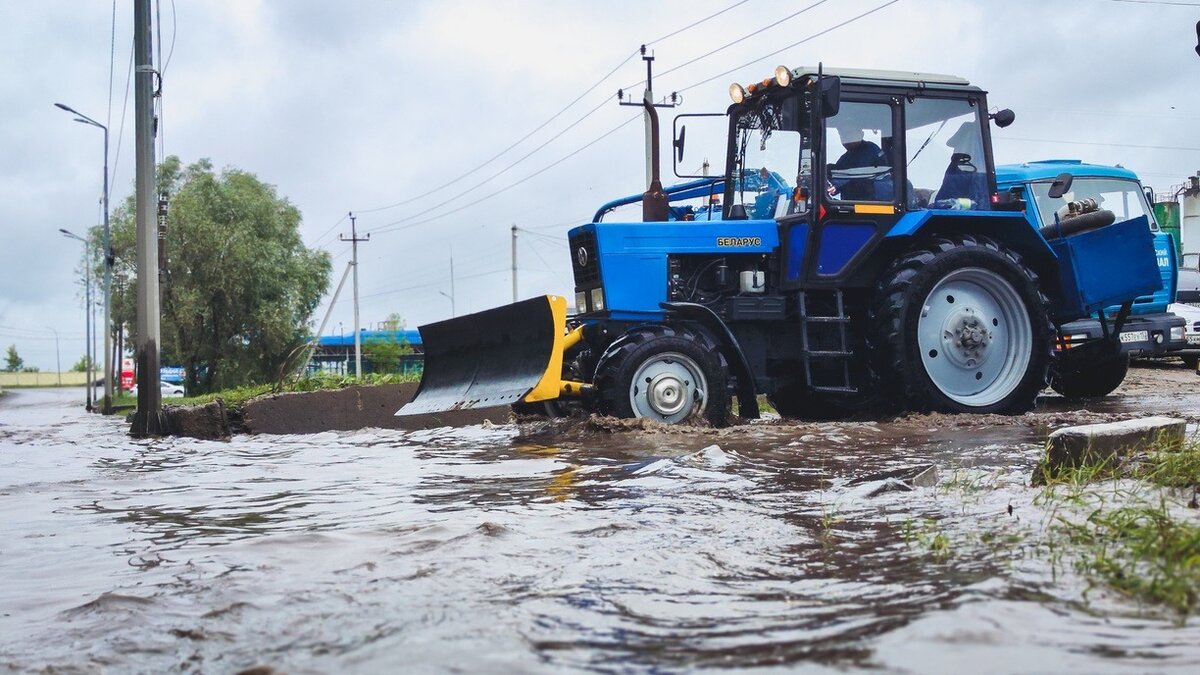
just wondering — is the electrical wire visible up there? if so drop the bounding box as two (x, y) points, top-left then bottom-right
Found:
(678, 0), (903, 94)
(369, 112), (643, 235)
(999, 136), (1200, 152)
(352, 0), (756, 216)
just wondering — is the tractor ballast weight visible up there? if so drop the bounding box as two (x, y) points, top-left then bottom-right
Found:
(400, 65), (1163, 423)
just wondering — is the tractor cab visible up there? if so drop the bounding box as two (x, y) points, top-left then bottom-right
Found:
(686, 66), (1015, 288)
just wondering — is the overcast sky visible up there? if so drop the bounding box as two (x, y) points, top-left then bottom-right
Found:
(2, 0), (1198, 370)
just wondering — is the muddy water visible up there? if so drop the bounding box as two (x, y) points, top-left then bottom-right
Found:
(1, 383), (1198, 673)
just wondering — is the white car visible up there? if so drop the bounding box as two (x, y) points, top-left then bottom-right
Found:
(1175, 267), (1200, 369)
(128, 381), (186, 397)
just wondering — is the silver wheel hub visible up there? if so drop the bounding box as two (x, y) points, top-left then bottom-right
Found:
(629, 352), (707, 424)
(917, 267), (1032, 407)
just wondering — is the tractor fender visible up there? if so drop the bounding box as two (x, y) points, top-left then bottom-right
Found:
(885, 211), (1059, 292)
(659, 301), (760, 419)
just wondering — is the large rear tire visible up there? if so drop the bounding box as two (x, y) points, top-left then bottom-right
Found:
(1050, 350), (1129, 398)
(871, 234), (1052, 414)
(593, 325), (730, 426)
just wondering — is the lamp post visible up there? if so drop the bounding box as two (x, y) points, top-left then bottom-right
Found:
(437, 291), (456, 318)
(48, 327), (61, 386)
(59, 228), (93, 411)
(55, 102), (113, 415)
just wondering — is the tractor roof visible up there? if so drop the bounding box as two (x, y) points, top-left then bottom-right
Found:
(789, 66), (974, 90)
(995, 160), (1140, 185)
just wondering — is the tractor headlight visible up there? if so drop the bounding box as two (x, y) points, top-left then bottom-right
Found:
(774, 65), (792, 87)
(729, 82), (747, 104)
(590, 288), (605, 312)
(575, 291), (587, 313)
(1171, 326), (1185, 341)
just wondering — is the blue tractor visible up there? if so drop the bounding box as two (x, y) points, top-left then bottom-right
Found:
(399, 67), (1162, 424)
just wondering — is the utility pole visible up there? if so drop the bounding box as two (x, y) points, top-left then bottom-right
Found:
(450, 247), (456, 317)
(132, 0), (162, 435)
(511, 224), (518, 302)
(340, 212), (368, 378)
(619, 46), (677, 193)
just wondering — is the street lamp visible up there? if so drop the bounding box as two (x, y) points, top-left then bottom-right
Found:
(59, 228), (93, 411)
(55, 102), (113, 414)
(437, 291), (456, 318)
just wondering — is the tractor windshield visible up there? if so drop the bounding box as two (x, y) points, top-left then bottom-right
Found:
(904, 97), (989, 210)
(730, 95), (809, 219)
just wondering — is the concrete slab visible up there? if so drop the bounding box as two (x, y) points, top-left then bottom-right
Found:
(1044, 415), (1186, 471)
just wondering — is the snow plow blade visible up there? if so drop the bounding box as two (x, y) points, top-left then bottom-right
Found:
(396, 295), (569, 416)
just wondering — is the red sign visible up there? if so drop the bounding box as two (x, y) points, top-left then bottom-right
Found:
(121, 358), (135, 391)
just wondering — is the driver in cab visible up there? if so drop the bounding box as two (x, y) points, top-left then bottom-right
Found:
(829, 126), (889, 201)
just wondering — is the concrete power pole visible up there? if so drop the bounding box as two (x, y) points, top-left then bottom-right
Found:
(341, 212), (368, 378)
(132, 0), (162, 435)
(511, 224), (518, 302)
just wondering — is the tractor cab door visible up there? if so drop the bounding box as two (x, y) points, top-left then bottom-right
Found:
(780, 94), (903, 288)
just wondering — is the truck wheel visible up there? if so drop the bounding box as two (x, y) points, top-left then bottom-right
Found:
(1050, 351), (1129, 398)
(593, 325), (730, 426)
(872, 234), (1052, 414)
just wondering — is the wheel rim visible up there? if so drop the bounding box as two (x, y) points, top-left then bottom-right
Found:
(628, 352), (707, 423)
(917, 267), (1032, 407)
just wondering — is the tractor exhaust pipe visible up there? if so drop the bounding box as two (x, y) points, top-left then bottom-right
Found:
(642, 99), (669, 222)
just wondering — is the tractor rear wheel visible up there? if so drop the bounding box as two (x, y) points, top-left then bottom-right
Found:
(871, 234), (1052, 414)
(593, 325), (730, 426)
(1050, 349), (1129, 398)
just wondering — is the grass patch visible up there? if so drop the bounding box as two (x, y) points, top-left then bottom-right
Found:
(1055, 497), (1200, 617)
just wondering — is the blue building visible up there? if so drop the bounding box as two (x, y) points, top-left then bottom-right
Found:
(308, 330), (424, 376)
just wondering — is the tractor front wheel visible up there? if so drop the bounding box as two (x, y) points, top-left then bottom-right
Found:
(872, 234), (1052, 414)
(593, 325), (730, 426)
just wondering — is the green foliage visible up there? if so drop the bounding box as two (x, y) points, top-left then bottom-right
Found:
(95, 156), (331, 393)
(4, 345), (23, 372)
(70, 355), (92, 372)
(1056, 498), (1200, 617)
(173, 372), (419, 412)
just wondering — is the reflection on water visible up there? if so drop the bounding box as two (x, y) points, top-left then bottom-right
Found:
(0, 387), (1196, 673)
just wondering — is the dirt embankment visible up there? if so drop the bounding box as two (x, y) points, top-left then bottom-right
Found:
(162, 383), (510, 439)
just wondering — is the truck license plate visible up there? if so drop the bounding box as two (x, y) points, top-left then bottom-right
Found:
(1119, 330), (1148, 344)
(1187, 334), (1200, 345)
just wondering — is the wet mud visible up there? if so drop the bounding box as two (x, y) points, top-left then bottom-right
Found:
(1, 363), (1197, 672)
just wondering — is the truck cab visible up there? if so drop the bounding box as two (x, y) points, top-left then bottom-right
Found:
(996, 160), (1187, 396)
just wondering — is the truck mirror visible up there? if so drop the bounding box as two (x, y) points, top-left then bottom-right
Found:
(820, 76), (841, 117)
(674, 125), (686, 163)
(1047, 172), (1074, 199)
(990, 108), (1016, 128)
(1143, 186), (1155, 204)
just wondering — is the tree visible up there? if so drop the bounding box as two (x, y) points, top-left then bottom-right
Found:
(363, 313), (413, 374)
(70, 355), (92, 372)
(4, 345), (23, 372)
(96, 156), (331, 392)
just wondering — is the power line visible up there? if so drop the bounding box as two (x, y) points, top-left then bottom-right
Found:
(678, 0), (903, 94)
(370, 111), (642, 236)
(352, 0), (756, 217)
(1000, 136), (1200, 152)
(364, 95), (616, 234)
(353, 48), (640, 216)
(654, 0), (830, 83)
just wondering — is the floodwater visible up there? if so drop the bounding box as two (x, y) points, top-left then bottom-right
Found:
(1, 380), (1198, 674)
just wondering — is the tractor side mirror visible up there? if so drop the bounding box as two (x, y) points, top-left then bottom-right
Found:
(819, 76), (841, 118)
(990, 108), (1016, 128)
(1047, 172), (1074, 199)
(674, 125), (686, 163)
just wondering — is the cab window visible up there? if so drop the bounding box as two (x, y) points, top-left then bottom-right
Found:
(824, 101), (896, 203)
(905, 97), (989, 210)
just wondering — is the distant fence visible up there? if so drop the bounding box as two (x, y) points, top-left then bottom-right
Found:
(0, 372), (90, 387)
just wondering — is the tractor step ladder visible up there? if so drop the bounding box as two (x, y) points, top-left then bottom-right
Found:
(799, 290), (858, 394)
